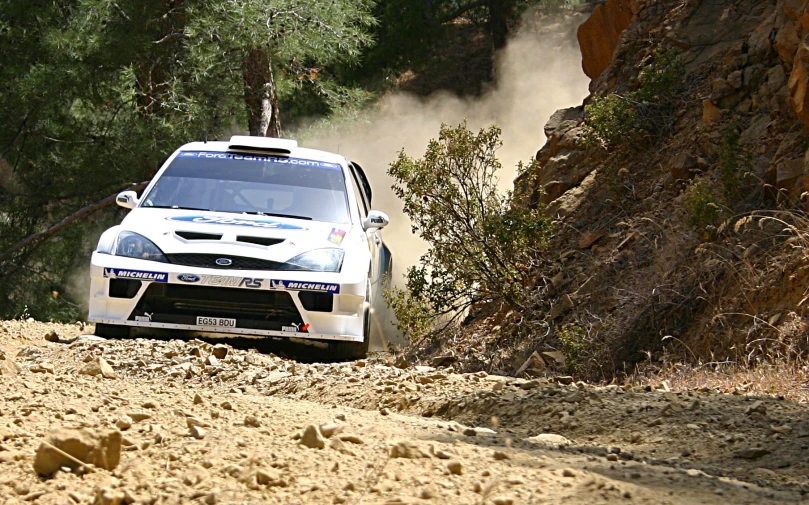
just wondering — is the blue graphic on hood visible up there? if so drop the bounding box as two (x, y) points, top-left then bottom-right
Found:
(167, 215), (306, 230)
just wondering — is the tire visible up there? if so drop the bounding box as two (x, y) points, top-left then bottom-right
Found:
(327, 282), (371, 361)
(94, 323), (131, 339)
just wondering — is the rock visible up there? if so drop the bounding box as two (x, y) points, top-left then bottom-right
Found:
(44, 331), (60, 343)
(189, 426), (206, 439)
(462, 428), (477, 437)
(525, 433), (572, 448)
(515, 352), (547, 377)
(577, 230), (606, 249)
(221, 401), (234, 411)
(193, 393), (204, 405)
(127, 412), (151, 422)
(78, 357), (117, 379)
(96, 487), (125, 505)
(244, 415), (261, 428)
(33, 427), (122, 475)
(493, 451), (509, 460)
(30, 362), (55, 374)
(256, 468), (281, 486)
(668, 152), (697, 182)
(703, 100), (723, 125)
(789, 42), (809, 129)
(550, 295), (574, 319)
(519, 379), (542, 390)
(562, 468), (576, 477)
(379, 407), (391, 416)
(0, 354), (21, 376)
(745, 401), (767, 415)
(300, 425), (325, 449)
(115, 415), (133, 431)
(491, 498), (514, 505)
(211, 345), (229, 360)
(319, 423), (342, 439)
(336, 433), (363, 444)
(577, 0), (636, 79)
(736, 448), (770, 460)
(186, 417), (211, 429)
(430, 355), (456, 367)
(446, 461), (464, 475)
(390, 441), (426, 459)
(554, 376), (574, 385)
(205, 355), (218, 367)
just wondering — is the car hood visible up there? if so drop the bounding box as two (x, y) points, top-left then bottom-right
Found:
(119, 208), (359, 261)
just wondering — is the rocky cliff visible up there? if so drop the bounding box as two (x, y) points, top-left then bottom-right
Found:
(512, 0), (809, 377)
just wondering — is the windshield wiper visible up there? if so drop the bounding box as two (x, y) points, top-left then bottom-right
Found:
(241, 211), (313, 221)
(147, 205), (213, 211)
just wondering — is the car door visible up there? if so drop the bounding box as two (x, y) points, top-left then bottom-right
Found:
(348, 163), (380, 285)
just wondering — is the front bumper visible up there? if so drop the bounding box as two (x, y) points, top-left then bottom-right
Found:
(87, 252), (367, 342)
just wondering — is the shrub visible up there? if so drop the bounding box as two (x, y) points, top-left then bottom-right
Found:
(684, 176), (722, 239)
(718, 125), (753, 206)
(385, 122), (552, 342)
(583, 49), (684, 150)
(557, 323), (588, 371)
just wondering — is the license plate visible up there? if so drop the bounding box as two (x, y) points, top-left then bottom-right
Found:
(196, 316), (236, 328)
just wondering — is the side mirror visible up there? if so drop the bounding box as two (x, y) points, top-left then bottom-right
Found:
(362, 210), (389, 230)
(116, 191), (139, 209)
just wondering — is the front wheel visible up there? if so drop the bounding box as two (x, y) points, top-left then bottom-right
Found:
(326, 306), (370, 361)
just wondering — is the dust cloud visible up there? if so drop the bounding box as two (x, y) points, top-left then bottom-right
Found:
(303, 12), (590, 283)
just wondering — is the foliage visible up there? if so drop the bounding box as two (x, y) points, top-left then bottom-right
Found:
(385, 122), (552, 341)
(718, 126), (753, 206)
(583, 49), (684, 150)
(684, 176), (722, 240)
(557, 323), (588, 371)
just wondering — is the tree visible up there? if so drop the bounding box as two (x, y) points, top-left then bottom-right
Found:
(0, 0), (375, 319)
(385, 123), (552, 341)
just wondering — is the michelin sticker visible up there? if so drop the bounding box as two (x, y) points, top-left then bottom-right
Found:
(270, 279), (340, 294)
(166, 215), (306, 230)
(104, 268), (168, 283)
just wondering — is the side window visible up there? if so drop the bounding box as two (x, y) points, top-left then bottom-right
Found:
(348, 166), (369, 218)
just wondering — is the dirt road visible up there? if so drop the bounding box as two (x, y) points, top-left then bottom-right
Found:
(1, 320), (807, 504)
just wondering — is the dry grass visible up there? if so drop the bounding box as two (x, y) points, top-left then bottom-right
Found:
(628, 359), (809, 403)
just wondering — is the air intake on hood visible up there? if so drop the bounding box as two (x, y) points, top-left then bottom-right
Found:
(236, 236), (285, 247)
(227, 135), (298, 157)
(175, 231), (223, 241)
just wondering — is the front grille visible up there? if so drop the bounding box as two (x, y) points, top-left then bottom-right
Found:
(165, 253), (283, 270)
(130, 284), (303, 330)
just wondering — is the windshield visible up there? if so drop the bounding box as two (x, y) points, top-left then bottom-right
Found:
(141, 151), (351, 223)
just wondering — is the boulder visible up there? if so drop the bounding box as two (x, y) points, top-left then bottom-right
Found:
(789, 42), (809, 128)
(33, 428), (122, 475)
(79, 357), (117, 379)
(577, 0), (636, 80)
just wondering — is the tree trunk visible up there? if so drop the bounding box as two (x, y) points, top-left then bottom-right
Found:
(242, 48), (281, 137)
(487, 0), (513, 50)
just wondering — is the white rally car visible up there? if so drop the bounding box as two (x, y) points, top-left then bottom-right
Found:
(88, 135), (391, 360)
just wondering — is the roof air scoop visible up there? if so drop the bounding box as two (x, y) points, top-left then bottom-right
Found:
(228, 135), (298, 157)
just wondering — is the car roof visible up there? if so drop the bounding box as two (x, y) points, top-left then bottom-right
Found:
(177, 136), (348, 166)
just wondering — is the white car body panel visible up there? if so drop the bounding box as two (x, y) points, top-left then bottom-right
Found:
(88, 138), (389, 345)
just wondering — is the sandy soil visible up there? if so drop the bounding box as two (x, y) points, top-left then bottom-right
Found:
(1, 320), (807, 504)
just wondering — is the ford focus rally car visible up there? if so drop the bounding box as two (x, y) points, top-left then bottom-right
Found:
(88, 135), (391, 360)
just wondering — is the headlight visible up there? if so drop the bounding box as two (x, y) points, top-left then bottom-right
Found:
(115, 231), (168, 263)
(278, 248), (344, 273)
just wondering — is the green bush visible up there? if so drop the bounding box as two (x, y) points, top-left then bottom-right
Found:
(583, 49), (684, 150)
(557, 323), (588, 371)
(385, 122), (552, 342)
(718, 126), (753, 205)
(684, 176), (722, 240)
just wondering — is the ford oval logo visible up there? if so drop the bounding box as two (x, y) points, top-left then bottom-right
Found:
(215, 258), (233, 266)
(178, 273), (200, 283)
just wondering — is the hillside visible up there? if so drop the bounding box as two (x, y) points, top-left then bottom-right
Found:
(410, 0), (809, 382)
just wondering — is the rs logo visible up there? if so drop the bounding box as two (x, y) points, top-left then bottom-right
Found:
(239, 278), (263, 288)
